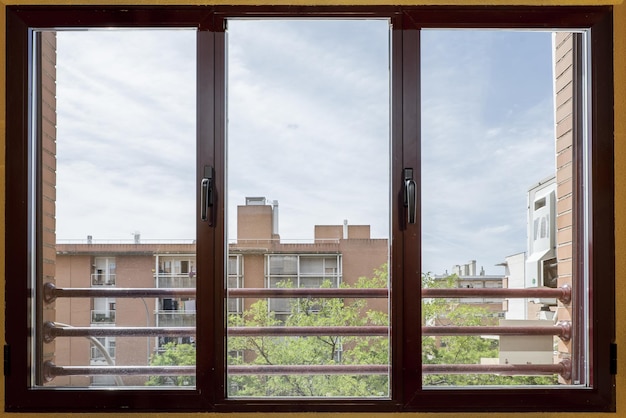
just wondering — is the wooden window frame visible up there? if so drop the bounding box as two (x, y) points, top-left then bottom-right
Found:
(5, 5), (614, 413)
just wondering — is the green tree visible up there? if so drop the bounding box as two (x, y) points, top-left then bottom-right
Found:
(148, 267), (557, 391)
(422, 273), (558, 386)
(227, 265), (389, 397)
(146, 342), (195, 386)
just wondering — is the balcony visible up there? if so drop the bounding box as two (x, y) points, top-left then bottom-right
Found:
(157, 310), (196, 327)
(155, 273), (196, 289)
(91, 273), (116, 286)
(91, 310), (116, 324)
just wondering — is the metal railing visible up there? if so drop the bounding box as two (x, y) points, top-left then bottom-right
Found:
(44, 283), (196, 302)
(43, 282), (572, 381)
(45, 283), (570, 303)
(155, 274), (197, 289)
(43, 361), (570, 380)
(45, 323), (570, 340)
(90, 310), (116, 324)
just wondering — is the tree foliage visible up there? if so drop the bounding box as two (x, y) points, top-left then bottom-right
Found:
(148, 266), (558, 391)
(227, 264), (390, 397)
(146, 342), (195, 386)
(422, 273), (558, 386)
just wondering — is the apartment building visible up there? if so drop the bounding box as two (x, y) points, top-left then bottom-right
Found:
(53, 198), (388, 386)
(432, 260), (506, 323)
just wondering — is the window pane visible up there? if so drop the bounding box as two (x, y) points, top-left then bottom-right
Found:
(226, 19), (391, 398)
(35, 29), (197, 388)
(421, 30), (584, 386)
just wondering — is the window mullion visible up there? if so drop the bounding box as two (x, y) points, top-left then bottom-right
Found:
(196, 23), (226, 406)
(391, 16), (423, 405)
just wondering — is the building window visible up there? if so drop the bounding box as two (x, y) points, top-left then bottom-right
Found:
(91, 298), (116, 324)
(265, 254), (342, 318)
(156, 256), (197, 288)
(92, 257), (116, 286)
(90, 337), (116, 364)
(155, 255), (197, 341)
(5, 5), (614, 413)
(227, 255), (243, 315)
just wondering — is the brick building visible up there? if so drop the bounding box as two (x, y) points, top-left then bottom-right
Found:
(53, 198), (388, 386)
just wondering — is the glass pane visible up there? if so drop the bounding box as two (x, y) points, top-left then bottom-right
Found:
(36, 29), (197, 388)
(421, 30), (581, 386)
(226, 19), (391, 398)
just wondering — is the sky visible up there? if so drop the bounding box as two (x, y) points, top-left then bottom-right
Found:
(54, 23), (555, 275)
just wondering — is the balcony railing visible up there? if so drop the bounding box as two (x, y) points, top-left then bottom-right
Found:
(44, 283), (572, 383)
(155, 274), (196, 289)
(91, 273), (116, 286)
(90, 310), (116, 324)
(157, 311), (196, 327)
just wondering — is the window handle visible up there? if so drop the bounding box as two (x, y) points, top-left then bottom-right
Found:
(201, 165), (214, 225)
(404, 168), (416, 224)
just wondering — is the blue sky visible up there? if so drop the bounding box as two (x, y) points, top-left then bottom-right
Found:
(420, 29), (554, 274)
(54, 23), (555, 275)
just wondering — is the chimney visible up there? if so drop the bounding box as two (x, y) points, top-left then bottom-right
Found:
(238, 197), (275, 242)
(272, 200), (279, 236)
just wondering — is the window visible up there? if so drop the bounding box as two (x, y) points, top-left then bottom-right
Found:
(5, 5), (614, 413)
(90, 337), (116, 364)
(91, 298), (116, 324)
(92, 257), (116, 286)
(227, 255), (243, 315)
(265, 254), (342, 319)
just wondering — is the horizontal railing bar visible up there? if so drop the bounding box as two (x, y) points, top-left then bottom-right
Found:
(43, 362), (568, 379)
(44, 362), (195, 378)
(228, 365), (389, 375)
(228, 288), (388, 298)
(44, 322), (570, 340)
(45, 364), (388, 378)
(423, 285), (571, 304)
(44, 324), (387, 339)
(230, 325), (569, 339)
(423, 362), (567, 376)
(44, 322), (194, 341)
(424, 323), (570, 340)
(229, 326), (389, 336)
(45, 283), (570, 304)
(44, 283), (195, 302)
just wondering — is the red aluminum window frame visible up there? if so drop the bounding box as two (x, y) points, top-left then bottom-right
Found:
(4, 5), (614, 413)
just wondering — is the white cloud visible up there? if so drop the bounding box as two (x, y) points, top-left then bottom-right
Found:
(420, 29), (555, 274)
(226, 20), (390, 241)
(56, 30), (196, 240)
(55, 25), (557, 277)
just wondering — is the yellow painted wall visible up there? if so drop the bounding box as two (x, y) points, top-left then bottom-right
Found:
(0, 0), (623, 416)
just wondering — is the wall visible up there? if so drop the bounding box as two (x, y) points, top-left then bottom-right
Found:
(1, 0), (624, 417)
(55, 254), (92, 387)
(554, 30), (574, 381)
(40, 29), (57, 380)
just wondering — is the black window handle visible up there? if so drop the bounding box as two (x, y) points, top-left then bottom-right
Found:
(404, 168), (416, 224)
(201, 166), (214, 225)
